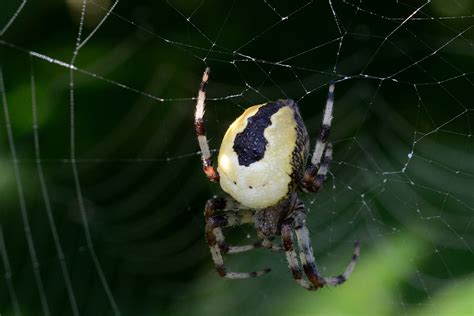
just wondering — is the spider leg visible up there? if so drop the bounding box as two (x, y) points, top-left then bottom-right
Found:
(227, 232), (283, 254)
(301, 143), (332, 192)
(281, 211), (317, 291)
(257, 234), (284, 252)
(195, 67), (219, 183)
(205, 197), (271, 279)
(225, 237), (282, 254)
(205, 197), (256, 254)
(205, 198), (281, 254)
(302, 82), (335, 193)
(292, 201), (360, 288)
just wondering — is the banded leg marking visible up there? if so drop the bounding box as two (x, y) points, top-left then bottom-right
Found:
(302, 143), (332, 192)
(204, 197), (271, 279)
(281, 212), (317, 291)
(292, 202), (360, 288)
(302, 82), (335, 192)
(195, 67), (219, 182)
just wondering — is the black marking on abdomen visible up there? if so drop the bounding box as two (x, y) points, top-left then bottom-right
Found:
(233, 100), (288, 166)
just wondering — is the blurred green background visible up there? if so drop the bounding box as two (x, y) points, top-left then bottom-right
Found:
(0, 0), (473, 315)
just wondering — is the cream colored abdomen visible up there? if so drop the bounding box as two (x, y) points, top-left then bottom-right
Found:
(217, 105), (297, 209)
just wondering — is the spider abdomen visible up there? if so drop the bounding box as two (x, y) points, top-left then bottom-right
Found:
(217, 99), (309, 209)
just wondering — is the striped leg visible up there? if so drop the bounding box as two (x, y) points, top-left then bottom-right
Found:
(227, 235), (283, 254)
(281, 210), (317, 291)
(205, 198), (271, 278)
(258, 234), (283, 252)
(292, 201), (360, 288)
(301, 82), (335, 192)
(301, 143), (332, 192)
(230, 232), (283, 254)
(205, 198), (281, 254)
(195, 67), (219, 183)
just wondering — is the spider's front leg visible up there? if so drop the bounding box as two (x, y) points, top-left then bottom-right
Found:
(195, 67), (220, 183)
(205, 197), (271, 279)
(205, 197), (281, 254)
(301, 82), (335, 192)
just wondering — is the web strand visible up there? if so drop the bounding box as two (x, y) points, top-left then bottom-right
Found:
(68, 1), (120, 315)
(1, 67), (51, 316)
(0, 0), (472, 313)
(0, 227), (22, 316)
(30, 57), (80, 316)
(0, 0), (27, 36)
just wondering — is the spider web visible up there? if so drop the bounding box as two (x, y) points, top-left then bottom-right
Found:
(0, 0), (473, 315)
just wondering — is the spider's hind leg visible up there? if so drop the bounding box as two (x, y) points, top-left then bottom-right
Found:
(205, 197), (271, 279)
(282, 200), (359, 290)
(292, 201), (360, 288)
(281, 207), (317, 291)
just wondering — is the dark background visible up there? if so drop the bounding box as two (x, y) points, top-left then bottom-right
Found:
(0, 0), (473, 315)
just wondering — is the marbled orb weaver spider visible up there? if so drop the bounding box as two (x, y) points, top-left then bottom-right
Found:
(194, 67), (359, 290)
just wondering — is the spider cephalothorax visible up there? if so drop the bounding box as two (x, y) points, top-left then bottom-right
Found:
(194, 67), (359, 290)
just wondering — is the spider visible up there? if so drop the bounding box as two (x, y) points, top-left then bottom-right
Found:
(194, 67), (359, 290)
